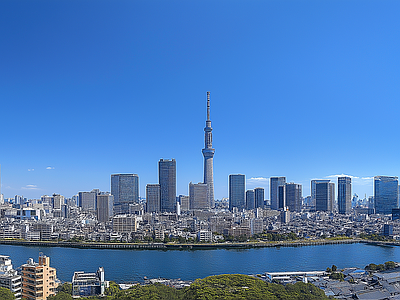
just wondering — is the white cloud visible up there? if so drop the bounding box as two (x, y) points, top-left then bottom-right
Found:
(46, 166), (55, 170)
(247, 177), (269, 182)
(361, 177), (374, 180)
(28, 169), (34, 171)
(22, 185), (38, 190)
(326, 174), (359, 179)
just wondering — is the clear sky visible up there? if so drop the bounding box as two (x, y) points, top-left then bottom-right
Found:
(1, 0), (400, 201)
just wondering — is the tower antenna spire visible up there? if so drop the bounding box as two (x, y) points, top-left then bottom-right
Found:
(207, 91), (210, 121)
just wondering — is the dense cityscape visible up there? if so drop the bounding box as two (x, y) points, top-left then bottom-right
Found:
(1, 93), (400, 300)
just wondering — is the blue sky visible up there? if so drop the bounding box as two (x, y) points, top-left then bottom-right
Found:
(1, 0), (400, 200)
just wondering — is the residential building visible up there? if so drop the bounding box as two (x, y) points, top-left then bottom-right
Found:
(189, 182), (208, 210)
(112, 214), (138, 233)
(0, 255), (21, 299)
(375, 176), (399, 215)
(72, 267), (106, 297)
(21, 254), (57, 300)
(338, 177), (352, 214)
(270, 177), (286, 210)
(229, 174), (245, 211)
(179, 195), (189, 212)
(159, 159), (176, 213)
(146, 184), (160, 213)
(111, 174), (139, 215)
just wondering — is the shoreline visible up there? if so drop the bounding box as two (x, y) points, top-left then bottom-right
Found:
(0, 238), (373, 250)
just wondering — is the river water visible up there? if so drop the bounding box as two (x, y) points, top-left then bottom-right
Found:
(3, 243), (399, 282)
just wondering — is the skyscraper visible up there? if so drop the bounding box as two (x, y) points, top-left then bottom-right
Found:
(285, 183), (302, 212)
(270, 177), (286, 210)
(254, 187), (265, 209)
(374, 176), (399, 214)
(146, 184), (160, 213)
(311, 179), (330, 210)
(97, 193), (114, 223)
(338, 176), (352, 214)
(159, 159), (176, 212)
(78, 190), (98, 212)
(189, 182), (208, 210)
(111, 174), (139, 215)
(229, 174), (245, 211)
(246, 190), (255, 210)
(202, 91), (215, 208)
(315, 181), (335, 212)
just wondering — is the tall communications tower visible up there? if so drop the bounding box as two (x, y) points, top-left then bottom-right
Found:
(202, 91), (215, 207)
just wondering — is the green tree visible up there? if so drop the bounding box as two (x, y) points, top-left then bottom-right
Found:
(57, 283), (72, 295)
(0, 287), (15, 300)
(105, 281), (121, 296)
(385, 261), (396, 270)
(329, 272), (345, 281)
(332, 265), (337, 272)
(47, 292), (73, 300)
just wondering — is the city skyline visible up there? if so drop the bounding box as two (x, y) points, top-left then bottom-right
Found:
(2, 1), (400, 200)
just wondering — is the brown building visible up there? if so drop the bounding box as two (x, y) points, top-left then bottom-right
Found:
(21, 254), (57, 300)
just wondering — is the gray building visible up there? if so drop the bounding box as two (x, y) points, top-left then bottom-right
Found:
(72, 267), (105, 297)
(189, 182), (208, 210)
(374, 176), (399, 215)
(311, 180), (330, 210)
(270, 177), (286, 210)
(78, 190), (98, 212)
(246, 190), (255, 210)
(96, 193), (114, 223)
(179, 195), (190, 212)
(315, 181), (335, 212)
(146, 184), (160, 213)
(338, 176), (352, 214)
(159, 159), (176, 213)
(254, 187), (265, 209)
(285, 183), (302, 212)
(202, 91), (215, 208)
(229, 174), (245, 211)
(111, 174), (139, 215)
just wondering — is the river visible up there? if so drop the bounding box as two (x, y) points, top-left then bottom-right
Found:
(3, 243), (399, 282)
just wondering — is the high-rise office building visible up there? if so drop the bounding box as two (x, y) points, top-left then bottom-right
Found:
(270, 177), (286, 210)
(202, 91), (215, 208)
(229, 174), (245, 211)
(315, 181), (335, 212)
(278, 185), (285, 209)
(338, 176), (352, 214)
(159, 159), (176, 213)
(96, 193), (114, 223)
(254, 187), (265, 209)
(189, 182), (208, 210)
(374, 176), (399, 215)
(52, 194), (64, 210)
(285, 183), (302, 212)
(78, 190), (98, 212)
(311, 179), (330, 210)
(111, 174), (139, 215)
(146, 184), (161, 213)
(246, 190), (255, 210)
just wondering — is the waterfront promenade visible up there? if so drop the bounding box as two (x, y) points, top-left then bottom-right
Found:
(0, 238), (371, 250)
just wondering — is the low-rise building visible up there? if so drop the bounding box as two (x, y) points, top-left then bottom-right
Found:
(72, 267), (106, 297)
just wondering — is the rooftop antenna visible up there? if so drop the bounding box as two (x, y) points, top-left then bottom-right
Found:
(207, 91), (210, 121)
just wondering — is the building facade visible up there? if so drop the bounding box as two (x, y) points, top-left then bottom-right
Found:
(311, 180), (330, 210)
(189, 182), (208, 210)
(338, 176), (352, 214)
(229, 174), (245, 211)
(111, 174), (139, 215)
(254, 187), (265, 209)
(21, 255), (57, 300)
(270, 177), (286, 210)
(246, 190), (255, 210)
(374, 176), (399, 215)
(72, 267), (105, 297)
(146, 184), (160, 213)
(96, 194), (114, 223)
(285, 183), (302, 212)
(315, 181), (335, 212)
(159, 159), (176, 213)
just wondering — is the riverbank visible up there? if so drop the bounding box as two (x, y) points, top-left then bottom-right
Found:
(0, 238), (368, 250)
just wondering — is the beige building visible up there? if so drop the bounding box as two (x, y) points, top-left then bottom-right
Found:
(112, 214), (138, 233)
(21, 254), (57, 300)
